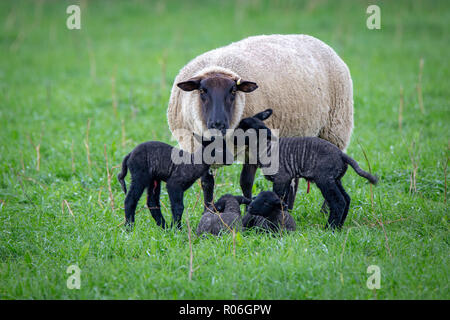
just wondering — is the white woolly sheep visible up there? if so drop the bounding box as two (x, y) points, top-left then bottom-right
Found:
(167, 34), (354, 208)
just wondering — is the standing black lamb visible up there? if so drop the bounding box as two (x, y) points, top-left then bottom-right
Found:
(117, 135), (214, 229)
(236, 109), (378, 229)
(242, 191), (296, 233)
(196, 194), (251, 236)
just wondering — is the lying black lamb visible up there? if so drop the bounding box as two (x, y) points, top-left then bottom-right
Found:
(242, 191), (296, 232)
(236, 109), (378, 229)
(196, 194), (251, 236)
(117, 135), (214, 229)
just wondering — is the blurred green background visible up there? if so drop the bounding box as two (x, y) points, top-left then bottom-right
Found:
(0, 0), (448, 299)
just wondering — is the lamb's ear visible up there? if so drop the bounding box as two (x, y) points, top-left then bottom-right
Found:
(236, 80), (258, 93)
(235, 196), (252, 205)
(213, 200), (225, 213)
(254, 109), (273, 121)
(177, 77), (201, 91)
(272, 196), (282, 207)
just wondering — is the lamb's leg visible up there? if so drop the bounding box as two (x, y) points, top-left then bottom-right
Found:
(286, 178), (299, 210)
(315, 179), (346, 230)
(146, 180), (166, 228)
(167, 185), (184, 229)
(273, 181), (291, 211)
(320, 200), (329, 214)
(201, 169), (214, 210)
(240, 164), (257, 199)
(124, 180), (146, 230)
(336, 180), (350, 228)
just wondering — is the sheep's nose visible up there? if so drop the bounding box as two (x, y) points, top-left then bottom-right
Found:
(209, 121), (227, 135)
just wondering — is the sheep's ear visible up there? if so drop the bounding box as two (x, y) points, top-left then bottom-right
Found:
(177, 77), (201, 91)
(193, 132), (203, 143)
(254, 109), (273, 121)
(235, 196), (252, 205)
(236, 80), (258, 93)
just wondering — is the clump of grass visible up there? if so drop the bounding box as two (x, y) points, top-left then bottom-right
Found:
(408, 140), (420, 195)
(443, 144), (449, 204)
(62, 199), (75, 218)
(111, 73), (118, 119)
(121, 119), (126, 149)
(398, 86), (404, 130)
(71, 139), (75, 173)
(103, 144), (115, 212)
(84, 118), (92, 176)
(27, 133), (42, 172)
(417, 58), (425, 114)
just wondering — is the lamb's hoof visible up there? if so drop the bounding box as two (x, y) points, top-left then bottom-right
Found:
(170, 222), (182, 230)
(124, 222), (134, 232)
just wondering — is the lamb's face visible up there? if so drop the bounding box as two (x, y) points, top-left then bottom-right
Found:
(177, 76), (258, 135)
(247, 191), (281, 218)
(213, 194), (251, 212)
(235, 109), (274, 164)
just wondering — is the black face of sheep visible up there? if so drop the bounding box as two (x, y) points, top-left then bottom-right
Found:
(234, 108), (275, 165)
(177, 76), (258, 135)
(213, 195), (252, 212)
(247, 191), (282, 218)
(243, 191), (296, 233)
(237, 108), (273, 133)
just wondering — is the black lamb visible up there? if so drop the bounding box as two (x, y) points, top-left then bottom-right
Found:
(242, 191), (296, 232)
(117, 135), (214, 229)
(196, 194), (251, 236)
(236, 109), (378, 229)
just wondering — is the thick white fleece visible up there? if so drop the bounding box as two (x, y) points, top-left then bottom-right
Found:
(167, 34), (353, 152)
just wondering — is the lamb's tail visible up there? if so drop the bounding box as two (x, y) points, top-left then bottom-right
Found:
(117, 153), (131, 194)
(342, 153), (378, 185)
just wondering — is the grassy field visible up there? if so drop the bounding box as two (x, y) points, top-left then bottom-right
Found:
(0, 0), (449, 299)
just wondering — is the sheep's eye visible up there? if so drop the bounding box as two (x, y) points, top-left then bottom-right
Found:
(230, 88), (236, 95)
(199, 88), (207, 94)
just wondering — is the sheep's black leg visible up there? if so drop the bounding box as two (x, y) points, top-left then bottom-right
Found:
(167, 185), (184, 229)
(201, 169), (214, 210)
(146, 180), (166, 228)
(124, 180), (146, 230)
(240, 163), (257, 203)
(273, 181), (291, 211)
(286, 178), (299, 210)
(315, 180), (346, 230)
(336, 180), (350, 228)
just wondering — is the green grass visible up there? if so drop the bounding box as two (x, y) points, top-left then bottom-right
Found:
(0, 0), (449, 299)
